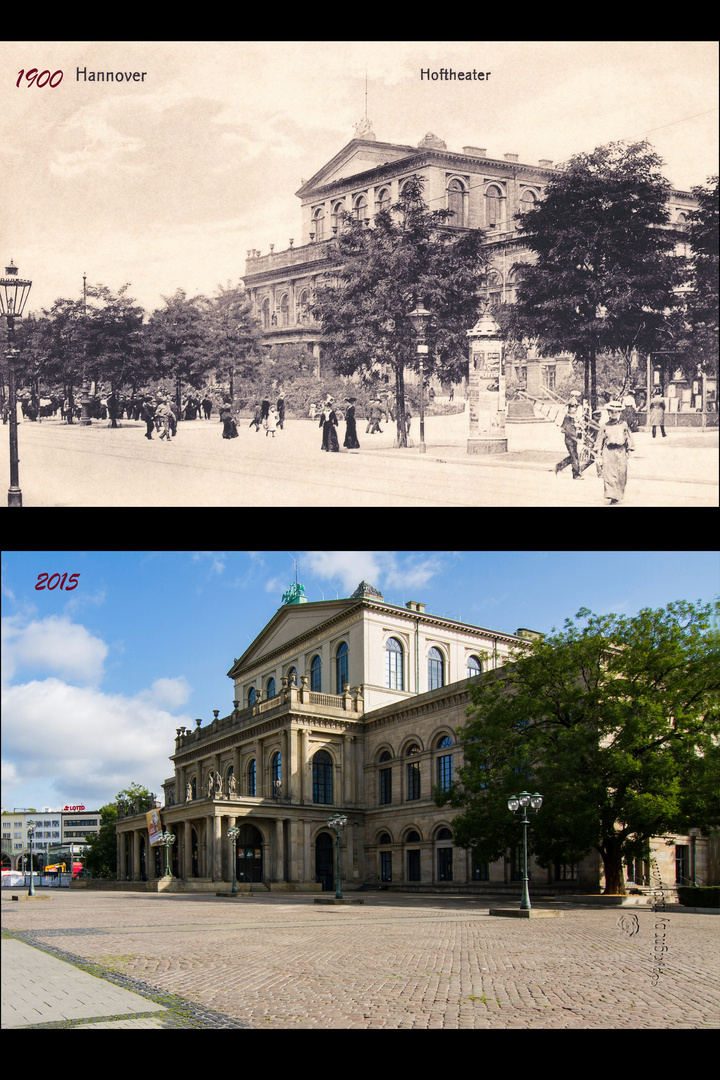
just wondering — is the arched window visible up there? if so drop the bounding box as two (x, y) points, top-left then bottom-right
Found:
(405, 830), (421, 881)
(331, 200), (345, 233)
(428, 647), (445, 691)
(379, 750), (392, 805)
(406, 743), (421, 800)
(436, 828), (453, 881)
(353, 193), (368, 222)
(436, 736), (453, 792)
(486, 184), (504, 229)
(313, 206), (325, 241)
(310, 655), (322, 692)
(447, 177), (467, 226)
(376, 188), (391, 215)
(247, 686), (256, 707)
(271, 751), (281, 795)
(386, 637), (404, 690)
(247, 759), (256, 797)
(266, 677), (276, 699)
(335, 641), (349, 694)
(467, 655), (482, 678)
(313, 749), (333, 804)
(261, 298), (271, 330)
(519, 188), (537, 215)
(279, 294), (290, 328)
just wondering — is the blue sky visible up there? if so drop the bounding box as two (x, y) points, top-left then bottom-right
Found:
(2, 550), (718, 812)
(3, 41), (717, 315)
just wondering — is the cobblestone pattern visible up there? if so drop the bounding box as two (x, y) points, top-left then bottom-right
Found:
(3, 892), (719, 1029)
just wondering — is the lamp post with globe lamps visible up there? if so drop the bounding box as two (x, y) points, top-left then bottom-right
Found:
(158, 831), (176, 878)
(408, 299), (431, 453)
(327, 814), (348, 899)
(508, 792), (543, 910)
(0, 259), (33, 506)
(227, 826), (240, 894)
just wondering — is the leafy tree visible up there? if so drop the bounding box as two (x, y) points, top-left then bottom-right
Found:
(684, 175), (719, 379)
(207, 281), (263, 396)
(312, 175), (487, 446)
(82, 803), (118, 879)
(435, 601), (720, 895)
(502, 140), (686, 408)
(143, 290), (214, 412)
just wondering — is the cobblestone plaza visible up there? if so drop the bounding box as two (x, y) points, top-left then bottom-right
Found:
(2, 891), (718, 1029)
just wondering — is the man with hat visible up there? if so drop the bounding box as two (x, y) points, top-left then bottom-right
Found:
(555, 401), (583, 479)
(596, 400), (635, 504)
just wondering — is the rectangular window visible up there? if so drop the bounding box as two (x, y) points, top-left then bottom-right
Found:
(437, 754), (453, 792)
(437, 848), (453, 881)
(407, 761), (421, 800)
(407, 850), (421, 881)
(381, 850), (392, 882)
(675, 845), (689, 885)
(379, 768), (392, 805)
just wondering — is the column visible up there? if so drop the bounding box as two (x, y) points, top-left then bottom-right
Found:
(184, 819), (193, 880)
(213, 815), (222, 880)
(116, 833), (123, 880)
(343, 735), (355, 805)
(275, 818), (285, 883)
(132, 829), (141, 881)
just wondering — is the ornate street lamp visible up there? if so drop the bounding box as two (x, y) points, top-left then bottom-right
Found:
(508, 791), (543, 910)
(408, 299), (431, 453)
(158, 831), (176, 878)
(0, 259), (33, 506)
(327, 814), (348, 899)
(26, 820), (37, 896)
(228, 825), (240, 894)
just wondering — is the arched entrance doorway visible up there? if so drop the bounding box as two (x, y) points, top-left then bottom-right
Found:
(236, 824), (263, 884)
(315, 832), (334, 892)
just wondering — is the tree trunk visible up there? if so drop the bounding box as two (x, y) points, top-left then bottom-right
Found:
(394, 364), (407, 448)
(601, 836), (627, 894)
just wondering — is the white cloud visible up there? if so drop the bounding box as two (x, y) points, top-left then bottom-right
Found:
(1, 676), (190, 807)
(299, 551), (453, 597)
(2, 614), (108, 685)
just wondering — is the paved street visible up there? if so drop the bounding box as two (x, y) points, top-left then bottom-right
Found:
(2, 890), (718, 1028)
(1, 412), (716, 506)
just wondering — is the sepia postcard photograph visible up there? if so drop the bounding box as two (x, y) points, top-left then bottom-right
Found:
(1, 41), (718, 508)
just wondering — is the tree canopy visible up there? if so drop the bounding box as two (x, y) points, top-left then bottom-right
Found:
(501, 140), (686, 408)
(435, 600), (720, 894)
(312, 175), (487, 445)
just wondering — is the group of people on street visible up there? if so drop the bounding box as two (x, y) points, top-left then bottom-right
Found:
(555, 389), (668, 504)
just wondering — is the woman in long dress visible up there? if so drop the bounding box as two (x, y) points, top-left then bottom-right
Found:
(596, 401), (634, 504)
(319, 403), (339, 452)
(343, 397), (360, 449)
(220, 398), (238, 439)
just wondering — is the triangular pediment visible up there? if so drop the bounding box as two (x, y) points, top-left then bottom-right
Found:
(228, 598), (359, 679)
(295, 138), (420, 199)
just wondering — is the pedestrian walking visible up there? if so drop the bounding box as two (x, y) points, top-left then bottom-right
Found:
(142, 397), (156, 439)
(649, 390), (667, 438)
(343, 398), (360, 449)
(265, 405), (278, 437)
(154, 399), (173, 440)
(202, 396), (212, 420)
(366, 398), (383, 434)
(319, 403), (339, 452)
(276, 393), (285, 430)
(596, 400), (635, 504)
(220, 398), (239, 439)
(249, 403), (262, 431)
(554, 403), (583, 479)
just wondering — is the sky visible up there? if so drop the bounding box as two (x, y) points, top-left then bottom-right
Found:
(2, 41), (718, 317)
(2, 550), (718, 813)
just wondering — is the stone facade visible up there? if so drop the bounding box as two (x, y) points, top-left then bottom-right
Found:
(114, 584), (712, 895)
(242, 128), (698, 392)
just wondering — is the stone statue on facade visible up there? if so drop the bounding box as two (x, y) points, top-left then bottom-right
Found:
(186, 782), (193, 802)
